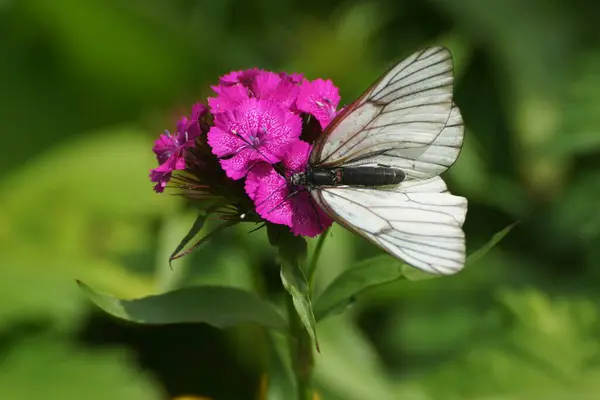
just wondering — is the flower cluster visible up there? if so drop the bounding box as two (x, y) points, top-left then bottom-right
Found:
(149, 68), (341, 237)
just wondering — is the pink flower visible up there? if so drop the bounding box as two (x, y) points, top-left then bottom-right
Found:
(296, 79), (340, 129)
(207, 98), (302, 180)
(149, 104), (207, 193)
(245, 141), (333, 237)
(150, 67), (341, 239)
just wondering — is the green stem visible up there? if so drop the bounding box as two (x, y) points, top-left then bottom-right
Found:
(286, 294), (314, 400)
(307, 228), (329, 286)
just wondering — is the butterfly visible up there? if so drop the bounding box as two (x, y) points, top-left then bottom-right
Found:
(290, 47), (467, 275)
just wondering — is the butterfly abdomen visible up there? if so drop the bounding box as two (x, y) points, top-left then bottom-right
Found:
(308, 167), (405, 187)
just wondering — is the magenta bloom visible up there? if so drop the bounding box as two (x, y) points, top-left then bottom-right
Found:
(296, 78), (341, 129)
(151, 67), (341, 239)
(149, 104), (206, 193)
(245, 141), (333, 237)
(207, 98), (301, 180)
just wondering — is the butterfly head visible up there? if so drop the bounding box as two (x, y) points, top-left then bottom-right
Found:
(290, 172), (307, 186)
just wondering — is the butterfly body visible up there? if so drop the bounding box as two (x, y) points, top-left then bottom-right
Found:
(291, 166), (406, 188)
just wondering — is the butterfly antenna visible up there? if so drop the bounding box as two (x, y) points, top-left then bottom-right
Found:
(262, 187), (305, 216)
(231, 179), (291, 227)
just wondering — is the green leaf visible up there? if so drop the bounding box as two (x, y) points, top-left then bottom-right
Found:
(313, 255), (404, 321)
(78, 281), (287, 332)
(465, 222), (518, 267)
(168, 213), (209, 264)
(280, 262), (320, 351)
(403, 222), (518, 281)
(267, 224), (319, 350)
(314, 224), (518, 321)
(168, 208), (237, 265)
(267, 223), (308, 265)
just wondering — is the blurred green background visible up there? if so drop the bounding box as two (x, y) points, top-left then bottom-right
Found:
(2, 0), (600, 399)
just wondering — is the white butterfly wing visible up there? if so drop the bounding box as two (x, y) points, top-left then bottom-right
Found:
(314, 177), (467, 274)
(371, 102), (463, 179)
(312, 47), (460, 179)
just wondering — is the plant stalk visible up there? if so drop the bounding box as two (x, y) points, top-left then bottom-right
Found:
(307, 228), (329, 286)
(286, 294), (314, 400)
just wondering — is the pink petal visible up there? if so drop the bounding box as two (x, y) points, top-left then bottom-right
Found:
(279, 72), (304, 84)
(152, 131), (176, 164)
(245, 164), (265, 201)
(252, 71), (282, 98)
(245, 100), (301, 161)
(206, 118), (245, 159)
(185, 121), (201, 143)
(290, 191), (333, 237)
(246, 164), (292, 226)
(296, 78), (341, 129)
(155, 152), (186, 173)
(253, 72), (299, 109)
(219, 70), (242, 85)
(283, 140), (311, 173)
(176, 116), (189, 135)
(173, 154), (186, 170)
(191, 103), (208, 120)
(153, 180), (168, 193)
(208, 84), (250, 114)
(238, 68), (262, 87)
(149, 169), (171, 193)
(219, 148), (262, 180)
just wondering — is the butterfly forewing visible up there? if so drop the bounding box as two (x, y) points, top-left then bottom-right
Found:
(372, 102), (464, 179)
(312, 47), (456, 172)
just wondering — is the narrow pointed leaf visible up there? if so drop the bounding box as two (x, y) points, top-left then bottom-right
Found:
(267, 224), (319, 351)
(464, 222), (518, 267)
(168, 213), (208, 264)
(314, 223), (517, 321)
(169, 220), (237, 263)
(169, 204), (238, 265)
(313, 256), (404, 321)
(78, 281), (287, 332)
(400, 222), (518, 281)
(280, 262), (320, 351)
(267, 224), (308, 263)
